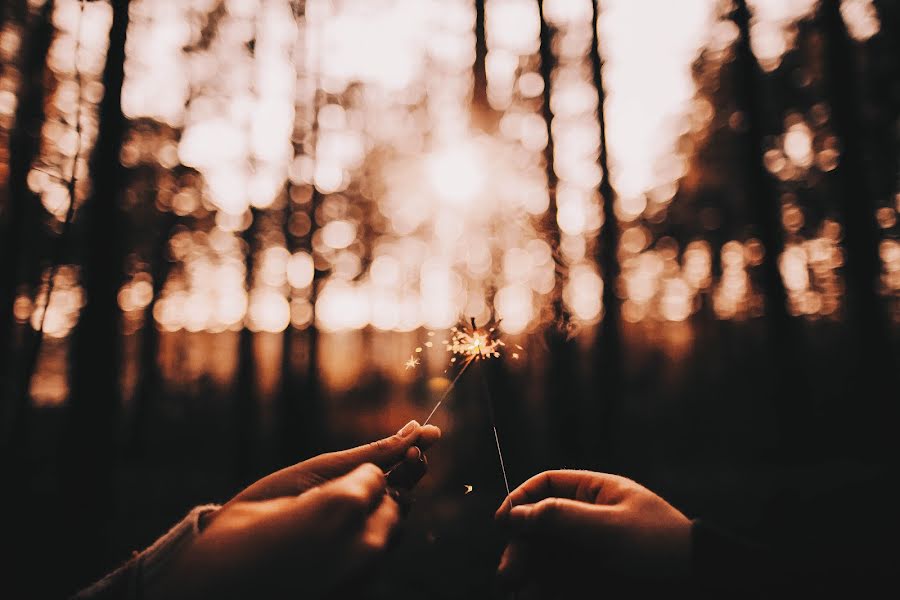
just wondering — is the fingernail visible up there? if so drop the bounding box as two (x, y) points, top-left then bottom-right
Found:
(398, 420), (418, 438)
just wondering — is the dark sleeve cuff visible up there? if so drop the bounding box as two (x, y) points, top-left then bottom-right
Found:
(691, 519), (774, 594)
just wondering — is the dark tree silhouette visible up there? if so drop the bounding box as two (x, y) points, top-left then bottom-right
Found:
(0, 0), (54, 450)
(62, 0), (131, 588)
(591, 0), (623, 470)
(731, 0), (809, 454)
(818, 0), (896, 455)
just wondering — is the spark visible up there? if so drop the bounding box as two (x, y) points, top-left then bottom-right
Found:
(420, 317), (515, 426)
(464, 484), (473, 495)
(404, 356), (420, 370)
(445, 318), (505, 361)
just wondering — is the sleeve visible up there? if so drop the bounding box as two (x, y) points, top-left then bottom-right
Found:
(71, 504), (220, 600)
(690, 519), (779, 597)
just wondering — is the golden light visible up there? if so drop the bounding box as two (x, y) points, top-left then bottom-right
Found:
(426, 142), (486, 207)
(563, 265), (603, 323)
(495, 284), (533, 334)
(248, 288), (290, 333)
(321, 220), (357, 250)
(287, 251), (315, 289)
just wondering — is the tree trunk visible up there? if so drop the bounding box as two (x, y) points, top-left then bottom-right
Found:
(732, 0), (805, 455)
(236, 211), (259, 483)
(0, 0), (53, 448)
(472, 0), (494, 128)
(62, 0), (131, 588)
(129, 205), (176, 457)
(590, 0), (623, 470)
(819, 1), (896, 458)
(536, 0), (580, 465)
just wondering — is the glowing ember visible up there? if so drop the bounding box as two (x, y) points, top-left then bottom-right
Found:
(445, 320), (505, 362)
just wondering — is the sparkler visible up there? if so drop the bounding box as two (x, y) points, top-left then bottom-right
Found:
(421, 318), (505, 426)
(405, 318), (519, 504)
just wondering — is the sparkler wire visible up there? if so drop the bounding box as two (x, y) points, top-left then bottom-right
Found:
(480, 365), (511, 501)
(421, 355), (474, 426)
(383, 356), (474, 478)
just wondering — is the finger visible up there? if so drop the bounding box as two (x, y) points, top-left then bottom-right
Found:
(358, 492), (401, 556)
(307, 421), (432, 479)
(311, 463), (387, 520)
(505, 497), (618, 543)
(496, 541), (534, 591)
(333, 494), (403, 592)
(495, 470), (613, 519)
(385, 446), (428, 490)
(386, 485), (413, 515)
(416, 424), (441, 452)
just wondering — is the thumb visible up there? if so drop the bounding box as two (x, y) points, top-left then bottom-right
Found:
(506, 498), (616, 542)
(314, 420), (424, 473)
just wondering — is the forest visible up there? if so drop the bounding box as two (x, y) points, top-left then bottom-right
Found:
(0, 0), (897, 598)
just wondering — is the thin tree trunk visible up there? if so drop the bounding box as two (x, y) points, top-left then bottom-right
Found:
(870, 1), (899, 224)
(300, 17), (325, 459)
(732, 0), (805, 454)
(1, 4), (53, 594)
(129, 205), (176, 457)
(590, 0), (623, 470)
(732, 0), (791, 335)
(537, 0), (580, 465)
(279, 188), (300, 463)
(870, 1), (899, 334)
(537, 0), (557, 252)
(0, 0), (53, 448)
(302, 184), (324, 457)
(236, 211), (260, 483)
(279, 3), (322, 463)
(62, 0), (130, 588)
(472, 0), (493, 128)
(819, 1), (896, 457)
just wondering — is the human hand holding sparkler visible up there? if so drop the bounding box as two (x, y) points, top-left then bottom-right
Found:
(226, 419), (441, 507)
(494, 470), (692, 594)
(148, 421), (440, 600)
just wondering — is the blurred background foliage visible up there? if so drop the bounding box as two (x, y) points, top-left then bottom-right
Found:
(0, 0), (897, 597)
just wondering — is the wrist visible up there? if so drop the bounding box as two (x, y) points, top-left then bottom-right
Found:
(660, 517), (693, 578)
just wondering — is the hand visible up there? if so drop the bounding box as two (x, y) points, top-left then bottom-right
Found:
(495, 470), (691, 593)
(153, 421), (440, 600)
(224, 419), (441, 507)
